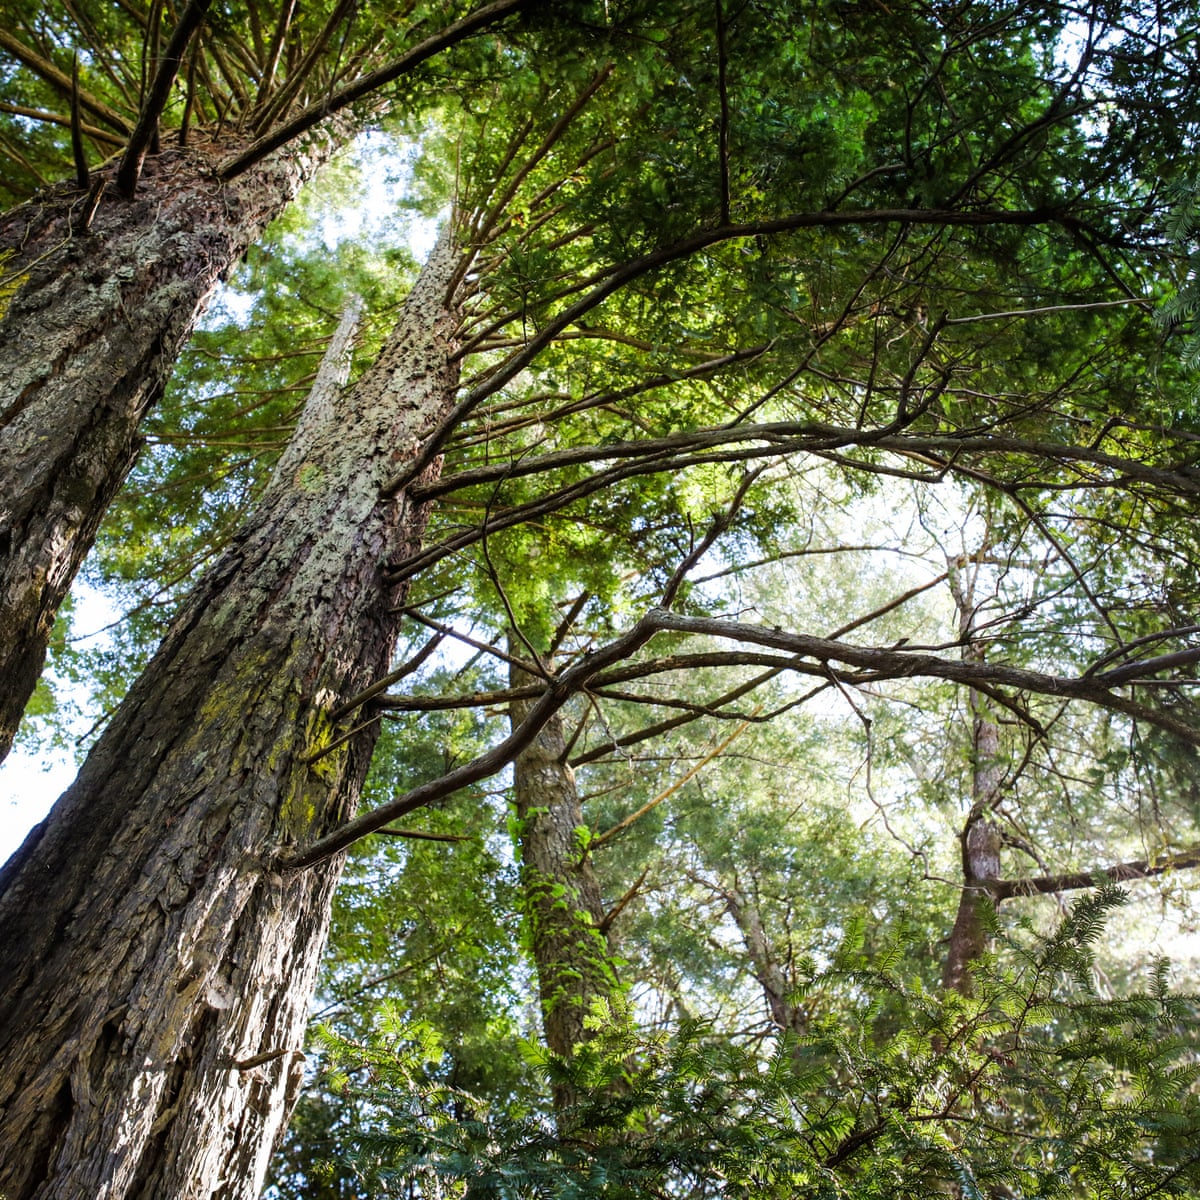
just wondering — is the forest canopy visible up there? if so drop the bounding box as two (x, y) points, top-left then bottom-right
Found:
(2, 0), (1200, 1197)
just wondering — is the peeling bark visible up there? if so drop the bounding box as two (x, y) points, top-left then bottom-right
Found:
(0, 121), (349, 764)
(0, 231), (460, 1199)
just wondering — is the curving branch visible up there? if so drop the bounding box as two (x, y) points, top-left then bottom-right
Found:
(415, 419), (1200, 502)
(383, 202), (1113, 495)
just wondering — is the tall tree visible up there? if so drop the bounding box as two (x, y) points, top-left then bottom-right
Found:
(7, 3), (1200, 1194)
(0, 227), (462, 1199)
(509, 643), (622, 1109)
(0, 0), (527, 763)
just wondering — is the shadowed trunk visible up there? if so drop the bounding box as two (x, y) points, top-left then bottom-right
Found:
(0, 230), (460, 1200)
(0, 121), (349, 764)
(509, 649), (617, 1107)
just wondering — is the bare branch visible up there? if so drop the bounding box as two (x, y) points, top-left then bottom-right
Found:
(117, 0), (213, 197)
(220, 0), (529, 179)
(0, 29), (132, 134)
(993, 846), (1200, 901)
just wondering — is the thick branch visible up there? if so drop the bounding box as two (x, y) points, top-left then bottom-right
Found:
(416, 419), (1200, 502)
(646, 612), (1200, 746)
(992, 847), (1200, 901)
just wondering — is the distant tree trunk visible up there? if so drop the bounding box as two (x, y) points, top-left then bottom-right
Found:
(0, 230), (460, 1200)
(0, 122), (348, 765)
(509, 650), (617, 1106)
(723, 878), (808, 1037)
(940, 552), (1005, 997)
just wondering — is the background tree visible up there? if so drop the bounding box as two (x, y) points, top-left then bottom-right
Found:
(6, 2), (1200, 1195)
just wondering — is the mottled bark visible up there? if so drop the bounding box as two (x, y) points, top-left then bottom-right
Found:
(509, 652), (616, 1093)
(0, 232), (460, 1199)
(940, 816), (1003, 996)
(0, 121), (347, 765)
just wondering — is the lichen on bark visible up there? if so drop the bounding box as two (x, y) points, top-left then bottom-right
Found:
(0, 228), (461, 1200)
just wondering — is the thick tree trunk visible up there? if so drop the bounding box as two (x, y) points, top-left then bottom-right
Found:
(0, 232), (460, 1199)
(0, 123), (346, 764)
(509, 653), (616, 1094)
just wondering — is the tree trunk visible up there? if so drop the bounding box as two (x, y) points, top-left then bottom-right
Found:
(0, 230), (460, 1200)
(509, 651), (617, 1102)
(723, 879), (808, 1038)
(940, 553), (1005, 997)
(0, 122), (347, 764)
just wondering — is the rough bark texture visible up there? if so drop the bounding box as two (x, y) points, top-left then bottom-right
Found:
(0, 233), (460, 1199)
(0, 122), (347, 764)
(509, 654), (616, 1078)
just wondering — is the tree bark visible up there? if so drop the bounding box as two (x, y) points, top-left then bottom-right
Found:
(509, 651), (617, 1103)
(0, 230), (460, 1199)
(0, 121), (348, 765)
(940, 554), (1005, 997)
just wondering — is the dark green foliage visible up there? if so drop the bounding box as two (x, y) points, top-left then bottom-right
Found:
(277, 890), (1200, 1199)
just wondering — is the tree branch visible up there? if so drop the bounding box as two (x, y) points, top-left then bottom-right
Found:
(992, 846), (1200, 901)
(385, 202), (1088, 494)
(0, 29), (132, 134)
(117, 0), (212, 197)
(219, 0), (530, 179)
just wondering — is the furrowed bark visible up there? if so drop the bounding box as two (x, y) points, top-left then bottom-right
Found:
(0, 231), (460, 1200)
(0, 121), (347, 766)
(509, 649), (617, 1109)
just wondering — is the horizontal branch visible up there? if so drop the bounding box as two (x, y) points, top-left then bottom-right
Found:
(415, 417), (1200, 502)
(285, 599), (1200, 871)
(992, 846), (1200, 901)
(0, 99), (124, 146)
(647, 612), (1200, 746)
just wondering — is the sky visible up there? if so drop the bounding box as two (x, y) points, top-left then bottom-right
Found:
(0, 582), (119, 864)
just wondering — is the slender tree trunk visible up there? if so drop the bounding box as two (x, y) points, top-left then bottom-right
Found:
(509, 651), (617, 1105)
(0, 231), (460, 1200)
(0, 121), (348, 764)
(940, 554), (1005, 997)
(723, 879), (808, 1037)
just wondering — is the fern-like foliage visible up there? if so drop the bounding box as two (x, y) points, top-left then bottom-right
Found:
(273, 889), (1200, 1199)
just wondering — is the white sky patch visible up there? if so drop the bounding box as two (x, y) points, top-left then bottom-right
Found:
(0, 582), (120, 866)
